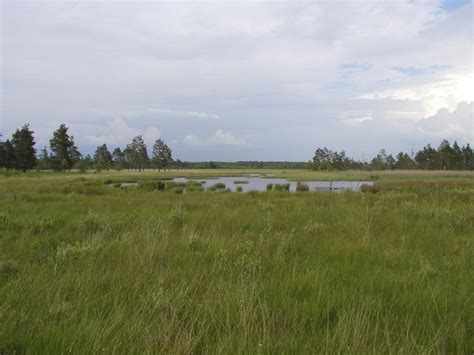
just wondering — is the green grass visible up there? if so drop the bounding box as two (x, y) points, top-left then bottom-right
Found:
(0, 170), (473, 353)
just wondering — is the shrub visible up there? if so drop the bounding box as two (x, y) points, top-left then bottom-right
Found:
(296, 182), (309, 192)
(186, 180), (202, 187)
(173, 187), (184, 194)
(186, 185), (204, 193)
(208, 183), (226, 191)
(164, 182), (176, 191)
(138, 180), (165, 191)
(236, 186), (243, 193)
(165, 182), (185, 191)
(273, 184), (282, 191)
(282, 183), (290, 191)
(266, 183), (273, 191)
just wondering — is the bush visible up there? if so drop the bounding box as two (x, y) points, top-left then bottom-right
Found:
(138, 180), (165, 191)
(186, 185), (204, 193)
(282, 183), (290, 191)
(273, 184), (282, 191)
(266, 183), (273, 191)
(164, 182), (185, 191)
(209, 183), (226, 191)
(173, 187), (184, 194)
(236, 186), (243, 193)
(296, 182), (309, 192)
(186, 180), (202, 187)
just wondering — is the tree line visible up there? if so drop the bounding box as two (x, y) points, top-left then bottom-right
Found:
(0, 123), (472, 171)
(311, 140), (473, 171)
(0, 124), (173, 172)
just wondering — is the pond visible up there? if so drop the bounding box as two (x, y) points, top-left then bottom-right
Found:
(109, 176), (373, 192)
(173, 177), (372, 192)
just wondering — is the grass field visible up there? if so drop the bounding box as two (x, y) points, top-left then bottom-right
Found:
(1, 170), (473, 353)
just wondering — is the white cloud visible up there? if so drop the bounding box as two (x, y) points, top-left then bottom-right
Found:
(343, 116), (373, 126)
(356, 70), (474, 117)
(183, 134), (203, 146)
(143, 127), (161, 146)
(82, 118), (161, 148)
(183, 129), (248, 146)
(417, 101), (473, 141)
(83, 118), (140, 146)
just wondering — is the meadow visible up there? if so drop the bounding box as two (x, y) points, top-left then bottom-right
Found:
(0, 169), (473, 353)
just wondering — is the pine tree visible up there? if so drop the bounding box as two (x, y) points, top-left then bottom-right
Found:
(11, 124), (36, 171)
(0, 140), (16, 170)
(462, 143), (473, 170)
(415, 144), (438, 170)
(452, 141), (464, 170)
(112, 148), (126, 169)
(49, 124), (81, 171)
(125, 136), (149, 171)
(37, 146), (50, 170)
(438, 139), (453, 170)
(93, 144), (113, 170)
(395, 152), (416, 169)
(152, 139), (173, 171)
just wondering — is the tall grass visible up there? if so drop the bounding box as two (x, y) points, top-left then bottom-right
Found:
(0, 171), (472, 353)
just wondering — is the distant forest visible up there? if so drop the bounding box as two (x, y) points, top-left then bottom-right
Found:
(0, 123), (473, 172)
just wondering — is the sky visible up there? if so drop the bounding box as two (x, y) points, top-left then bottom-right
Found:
(1, 0), (473, 161)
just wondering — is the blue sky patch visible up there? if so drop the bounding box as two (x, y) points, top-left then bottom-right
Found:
(441, 0), (471, 11)
(391, 65), (450, 76)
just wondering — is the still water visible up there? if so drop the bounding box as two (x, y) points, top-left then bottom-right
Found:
(173, 177), (373, 192)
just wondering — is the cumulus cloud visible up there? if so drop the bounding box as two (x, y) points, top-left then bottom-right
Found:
(417, 101), (473, 140)
(83, 118), (140, 146)
(183, 129), (248, 146)
(82, 118), (161, 147)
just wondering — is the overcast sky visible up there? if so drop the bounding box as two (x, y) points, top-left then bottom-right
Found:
(1, 0), (473, 161)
